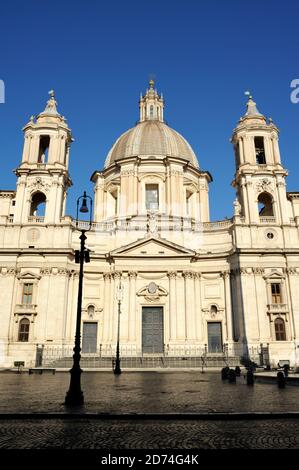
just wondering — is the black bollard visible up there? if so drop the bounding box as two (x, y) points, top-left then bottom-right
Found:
(283, 364), (289, 377)
(246, 369), (254, 385)
(277, 371), (286, 388)
(221, 367), (228, 380)
(228, 369), (236, 383)
(235, 366), (241, 377)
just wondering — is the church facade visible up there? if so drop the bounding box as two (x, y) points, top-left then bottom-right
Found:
(0, 81), (299, 369)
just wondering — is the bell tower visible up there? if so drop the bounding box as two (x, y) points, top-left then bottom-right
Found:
(13, 91), (73, 225)
(231, 93), (290, 225)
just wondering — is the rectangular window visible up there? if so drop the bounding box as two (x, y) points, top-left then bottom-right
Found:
(22, 283), (33, 305)
(275, 319), (286, 341)
(271, 283), (281, 304)
(146, 184), (159, 211)
(18, 320), (30, 342)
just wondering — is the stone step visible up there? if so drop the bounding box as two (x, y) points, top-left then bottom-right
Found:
(45, 355), (241, 369)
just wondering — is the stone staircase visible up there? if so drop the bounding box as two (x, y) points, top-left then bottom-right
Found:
(44, 355), (241, 369)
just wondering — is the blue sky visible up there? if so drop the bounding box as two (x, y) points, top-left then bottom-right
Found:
(0, 0), (298, 220)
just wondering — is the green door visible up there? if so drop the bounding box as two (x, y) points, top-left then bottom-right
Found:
(142, 307), (164, 354)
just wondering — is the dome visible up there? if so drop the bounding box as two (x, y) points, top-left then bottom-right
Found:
(104, 120), (199, 169)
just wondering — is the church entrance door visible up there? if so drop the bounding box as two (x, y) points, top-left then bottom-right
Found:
(207, 322), (223, 353)
(82, 322), (98, 353)
(142, 307), (164, 354)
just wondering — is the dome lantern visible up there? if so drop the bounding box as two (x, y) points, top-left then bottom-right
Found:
(139, 79), (164, 122)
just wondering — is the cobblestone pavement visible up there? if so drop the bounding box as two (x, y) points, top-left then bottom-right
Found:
(0, 418), (298, 449)
(1, 371), (299, 413)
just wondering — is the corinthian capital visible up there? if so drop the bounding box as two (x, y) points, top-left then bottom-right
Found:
(167, 271), (177, 279)
(128, 271), (138, 278)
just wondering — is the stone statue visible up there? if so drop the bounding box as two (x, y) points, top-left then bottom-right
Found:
(233, 198), (241, 216)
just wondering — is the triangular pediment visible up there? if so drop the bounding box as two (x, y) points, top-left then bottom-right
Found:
(17, 271), (41, 280)
(108, 236), (195, 258)
(263, 270), (285, 280)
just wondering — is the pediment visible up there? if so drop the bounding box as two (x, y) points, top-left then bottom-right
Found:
(17, 271), (41, 280)
(263, 270), (285, 280)
(108, 236), (195, 258)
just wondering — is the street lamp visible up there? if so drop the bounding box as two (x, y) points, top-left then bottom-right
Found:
(114, 279), (124, 375)
(65, 191), (92, 407)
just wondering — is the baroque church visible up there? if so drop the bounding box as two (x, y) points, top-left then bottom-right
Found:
(0, 80), (299, 369)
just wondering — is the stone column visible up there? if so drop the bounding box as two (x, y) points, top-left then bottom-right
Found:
(272, 136), (281, 164)
(165, 165), (171, 216)
(246, 177), (258, 224)
(111, 271), (122, 342)
(239, 137), (245, 164)
(133, 166), (138, 214)
(286, 268), (299, 340)
(94, 181), (105, 222)
(128, 271), (137, 342)
(254, 268), (270, 342)
(194, 273), (202, 341)
(102, 273), (111, 344)
(198, 179), (210, 222)
(14, 177), (27, 224)
(276, 179), (289, 225)
(176, 273), (185, 340)
(183, 271), (196, 340)
(21, 135), (31, 162)
(222, 271), (233, 342)
(167, 271), (177, 341)
(0, 268), (17, 364)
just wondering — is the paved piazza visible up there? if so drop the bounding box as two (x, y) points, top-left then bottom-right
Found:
(1, 371), (298, 449)
(0, 371), (298, 414)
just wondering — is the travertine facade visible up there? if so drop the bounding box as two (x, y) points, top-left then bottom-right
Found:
(0, 83), (299, 368)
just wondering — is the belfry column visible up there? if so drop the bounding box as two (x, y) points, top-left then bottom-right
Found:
(128, 271), (137, 343)
(167, 272), (177, 341)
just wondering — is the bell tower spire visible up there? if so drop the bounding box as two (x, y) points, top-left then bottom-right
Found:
(139, 79), (164, 122)
(13, 91), (73, 225)
(231, 92), (289, 225)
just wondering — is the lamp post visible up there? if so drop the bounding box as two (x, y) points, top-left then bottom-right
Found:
(114, 279), (124, 375)
(65, 191), (92, 407)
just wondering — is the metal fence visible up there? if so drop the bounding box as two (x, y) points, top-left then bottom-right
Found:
(41, 343), (252, 369)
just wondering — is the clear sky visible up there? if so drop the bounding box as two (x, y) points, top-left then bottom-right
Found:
(0, 0), (298, 220)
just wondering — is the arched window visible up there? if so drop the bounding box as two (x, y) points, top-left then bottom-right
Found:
(30, 192), (46, 217)
(38, 135), (50, 163)
(275, 318), (286, 341)
(18, 318), (30, 342)
(258, 192), (274, 216)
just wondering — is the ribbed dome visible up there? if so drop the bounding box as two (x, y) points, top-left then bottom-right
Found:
(104, 120), (199, 168)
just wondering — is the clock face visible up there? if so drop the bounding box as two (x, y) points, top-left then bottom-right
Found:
(148, 282), (157, 294)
